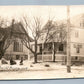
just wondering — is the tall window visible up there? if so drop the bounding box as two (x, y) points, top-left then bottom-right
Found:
(80, 23), (81, 27)
(76, 47), (80, 53)
(59, 44), (64, 51)
(74, 44), (82, 53)
(76, 45), (82, 53)
(13, 41), (23, 52)
(75, 31), (79, 38)
(80, 19), (84, 27)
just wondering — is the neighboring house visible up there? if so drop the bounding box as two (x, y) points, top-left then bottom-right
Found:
(3, 21), (31, 60)
(30, 14), (84, 63)
(4, 38), (29, 60)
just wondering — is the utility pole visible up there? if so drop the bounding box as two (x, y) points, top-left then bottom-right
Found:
(67, 6), (71, 73)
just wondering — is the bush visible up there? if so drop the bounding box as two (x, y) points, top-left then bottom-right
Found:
(44, 64), (50, 67)
(30, 65), (33, 67)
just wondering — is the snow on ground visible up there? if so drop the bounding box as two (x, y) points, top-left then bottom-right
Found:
(0, 60), (84, 79)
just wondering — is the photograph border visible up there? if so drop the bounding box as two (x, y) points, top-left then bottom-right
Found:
(0, 0), (84, 84)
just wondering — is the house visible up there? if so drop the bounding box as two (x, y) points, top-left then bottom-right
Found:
(30, 14), (84, 63)
(4, 38), (29, 60)
(2, 21), (31, 60)
(30, 21), (67, 62)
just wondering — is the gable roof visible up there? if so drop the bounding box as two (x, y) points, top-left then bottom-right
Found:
(11, 22), (33, 42)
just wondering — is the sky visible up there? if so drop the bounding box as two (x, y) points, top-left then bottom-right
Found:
(0, 5), (84, 38)
(0, 5), (84, 23)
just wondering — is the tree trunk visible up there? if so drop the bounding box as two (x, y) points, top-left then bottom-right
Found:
(53, 50), (55, 62)
(34, 40), (38, 63)
(0, 51), (4, 59)
(52, 42), (55, 62)
(34, 53), (37, 63)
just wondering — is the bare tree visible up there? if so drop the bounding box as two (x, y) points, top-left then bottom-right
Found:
(43, 20), (67, 62)
(17, 15), (55, 63)
(0, 19), (13, 59)
(13, 14), (67, 63)
(54, 23), (67, 63)
(17, 14), (67, 63)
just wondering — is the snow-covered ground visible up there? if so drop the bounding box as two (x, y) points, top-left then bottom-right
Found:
(0, 60), (84, 80)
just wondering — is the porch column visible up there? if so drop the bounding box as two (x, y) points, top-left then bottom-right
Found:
(28, 49), (30, 61)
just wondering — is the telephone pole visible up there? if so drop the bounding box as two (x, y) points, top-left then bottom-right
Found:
(67, 6), (71, 73)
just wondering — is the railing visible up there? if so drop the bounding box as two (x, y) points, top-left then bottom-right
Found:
(43, 51), (66, 54)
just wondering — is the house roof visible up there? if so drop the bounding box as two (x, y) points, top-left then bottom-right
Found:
(0, 22), (33, 42)
(11, 22), (33, 42)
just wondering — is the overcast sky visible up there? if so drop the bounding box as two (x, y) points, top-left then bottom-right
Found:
(0, 5), (84, 22)
(0, 5), (84, 38)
